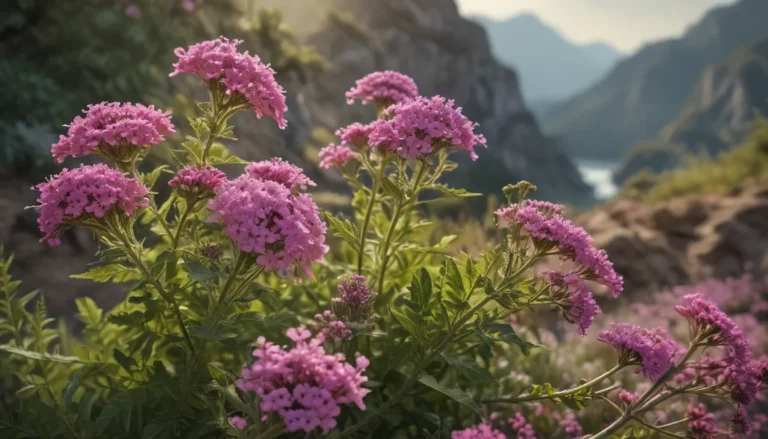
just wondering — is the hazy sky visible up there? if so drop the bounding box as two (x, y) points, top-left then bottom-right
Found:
(455, 0), (738, 53)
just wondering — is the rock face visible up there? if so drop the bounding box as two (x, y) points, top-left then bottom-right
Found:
(613, 38), (768, 184)
(576, 180), (768, 298)
(541, 0), (768, 161)
(257, 0), (594, 205)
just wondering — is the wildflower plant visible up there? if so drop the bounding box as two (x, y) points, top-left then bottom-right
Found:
(0, 36), (766, 439)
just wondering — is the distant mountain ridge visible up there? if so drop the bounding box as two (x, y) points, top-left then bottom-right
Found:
(472, 13), (623, 103)
(540, 0), (768, 161)
(613, 38), (768, 184)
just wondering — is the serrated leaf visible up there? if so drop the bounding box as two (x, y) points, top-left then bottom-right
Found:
(143, 165), (168, 189)
(0, 344), (82, 363)
(15, 384), (39, 399)
(64, 370), (84, 406)
(428, 184), (481, 198)
(483, 323), (538, 355)
(325, 213), (361, 252)
(440, 353), (497, 383)
(185, 260), (217, 282)
(92, 394), (132, 435)
(142, 423), (168, 439)
(417, 375), (482, 414)
(443, 259), (466, 299)
(381, 176), (403, 201)
(113, 349), (136, 373)
(190, 325), (236, 342)
(234, 282), (276, 303)
(71, 264), (141, 283)
(409, 267), (432, 313)
(390, 306), (423, 342)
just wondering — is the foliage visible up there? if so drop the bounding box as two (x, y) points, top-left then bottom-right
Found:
(1, 32), (766, 439)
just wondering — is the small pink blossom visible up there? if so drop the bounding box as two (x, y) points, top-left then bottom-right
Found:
(245, 158), (316, 191)
(618, 389), (638, 405)
(335, 122), (374, 149)
(319, 144), (356, 169)
(228, 415), (247, 431)
(597, 324), (678, 381)
(168, 166), (226, 198)
(545, 271), (601, 336)
(346, 71), (419, 107)
(451, 423), (505, 439)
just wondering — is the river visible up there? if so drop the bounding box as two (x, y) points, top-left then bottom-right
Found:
(573, 158), (619, 201)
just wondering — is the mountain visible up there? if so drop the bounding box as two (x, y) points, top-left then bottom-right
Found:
(250, 0), (595, 204)
(472, 13), (623, 103)
(613, 38), (768, 184)
(540, 0), (768, 161)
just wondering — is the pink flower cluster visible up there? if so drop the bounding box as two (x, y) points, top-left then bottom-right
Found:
(207, 167), (327, 275)
(336, 275), (370, 307)
(170, 37), (287, 128)
(597, 324), (678, 380)
(368, 96), (487, 160)
(508, 412), (537, 439)
(558, 412), (583, 438)
(313, 310), (352, 342)
(228, 415), (247, 431)
(346, 71), (419, 107)
(236, 328), (369, 433)
(35, 164), (149, 246)
(687, 404), (718, 439)
(545, 271), (601, 336)
(451, 423), (505, 439)
(245, 158), (316, 192)
(168, 166), (226, 198)
(618, 389), (639, 405)
(336, 122), (374, 149)
(51, 102), (175, 163)
(319, 144), (356, 169)
(496, 200), (623, 296)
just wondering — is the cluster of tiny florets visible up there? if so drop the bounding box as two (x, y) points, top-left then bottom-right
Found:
(687, 404), (718, 439)
(228, 415), (247, 431)
(170, 37), (287, 128)
(545, 271), (601, 336)
(451, 423), (505, 439)
(236, 328), (369, 433)
(332, 275), (375, 324)
(245, 158), (316, 192)
(207, 173), (327, 275)
(335, 122), (375, 149)
(507, 412), (537, 439)
(168, 166), (227, 198)
(345, 71), (419, 107)
(319, 144), (357, 169)
(597, 323), (678, 380)
(618, 389), (639, 405)
(496, 200), (623, 296)
(51, 102), (175, 163)
(558, 412), (583, 439)
(368, 96), (486, 160)
(34, 164), (149, 246)
(313, 310), (352, 342)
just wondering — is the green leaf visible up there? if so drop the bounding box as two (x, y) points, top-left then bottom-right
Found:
(142, 424), (168, 439)
(428, 184), (481, 198)
(409, 267), (433, 312)
(0, 344), (82, 363)
(381, 176), (403, 201)
(71, 264), (141, 283)
(113, 349), (136, 373)
(64, 370), (84, 406)
(440, 353), (497, 383)
(142, 165), (168, 189)
(483, 323), (538, 355)
(15, 384), (40, 399)
(325, 213), (361, 252)
(417, 375), (482, 414)
(185, 260), (217, 282)
(92, 394), (132, 435)
(234, 282), (276, 303)
(390, 306), (423, 342)
(443, 259), (466, 299)
(190, 325), (236, 342)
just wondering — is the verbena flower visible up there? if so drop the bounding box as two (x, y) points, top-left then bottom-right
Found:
(332, 275), (374, 324)
(228, 415), (247, 431)
(345, 71), (419, 108)
(335, 122), (374, 149)
(319, 144), (356, 169)
(33, 164), (149, 246)
(245, 158), (316, 192)
(236, 328), (370, 433)
(496, 200), (624, 296)
(51, 102), (174, 164)
(559, 412), (582, 438)
(170, 37), (287, 128)
(368, 96), (486, 160)
(508, 412), (537, 439)
(597, 324), (678, 381)
(207, 172), (327, 275)
(545, 271), (601, 336)
(618, 389), (639, 405)
(451, 423), (505, 439)
(687, 403), (718, 439)
(313, 310), (352, 342)
(168, 166), (226, 198)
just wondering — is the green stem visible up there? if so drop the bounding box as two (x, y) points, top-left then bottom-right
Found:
(484, 364), (623, 404)
(172, 199), (198, 249)
(633, 417), (686, 439)
(357, 162), (386, 274)
(218, 251), (248, 305)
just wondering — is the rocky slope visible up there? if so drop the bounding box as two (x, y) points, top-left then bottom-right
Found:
(540, 0), (768, 161)
(576, 179), (768, 299)
(613, 38), (768, 184)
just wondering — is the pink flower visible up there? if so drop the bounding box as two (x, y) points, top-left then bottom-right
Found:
(236, 329), (370, 434)
(597, 324), (678, 381)
(368, 96), (486, 160)
(545, 271), (601, 336)
(51, 102), (174, 163)
(33, 164), (150, 246)
(314, 311), (353, 342)
(687, 404), (718, 439)
(319, 144), (356, 169)
(332, 275), (374, 324)
(207, 171), (327, 275)
(496, 200), (623, 296)
(170, 37), (287, 128)
(181, 0), (195, 13)
(559, 412), (582, 438)
(451, 423), (505, 439)
(168, 166), (226, 198)
(618, 389), (638, 405)
(346, 71), (419, 107)
(245, 158), (316, 192)
(508, 412), (537, 439)
(335, 122), (374, 149)
(124, 4), (141, 18)
(228, 415), (247, 431)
